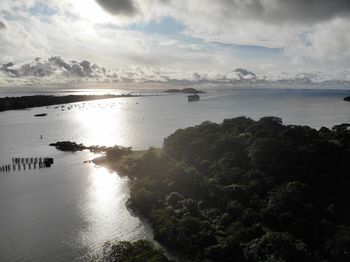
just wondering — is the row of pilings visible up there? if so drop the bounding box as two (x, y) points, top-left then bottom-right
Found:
(0, 157), (54, 173)
(12, 157), (45, 164)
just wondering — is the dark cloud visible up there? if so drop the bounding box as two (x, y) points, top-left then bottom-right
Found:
(95, 0), (138, 16)
(92, 0), (350, 24)
(269, 0), (350, 23)
(0, 20), (6, 30)
(0, 57), (106, 78)
(220, 0), (350, 23)
(1, 62), (19, 77)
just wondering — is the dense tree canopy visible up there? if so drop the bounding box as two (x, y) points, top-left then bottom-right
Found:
(120, 117), (350, 261)
(102, 240), (170, 262)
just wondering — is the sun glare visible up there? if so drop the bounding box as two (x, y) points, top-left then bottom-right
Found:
(71, 0), (114, 23)
(90, 166), (118, 202)
(74, 100), (127, 147)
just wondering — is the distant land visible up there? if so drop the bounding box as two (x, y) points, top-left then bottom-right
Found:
(0, 94), (137, 112)
(164, 88), (205, 94)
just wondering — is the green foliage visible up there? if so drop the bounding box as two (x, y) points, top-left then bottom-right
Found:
(124, 117), (350, 261)
(244, 232), (313, 262)
(130, 187), (158, 215)
(106, 146), (132, 161)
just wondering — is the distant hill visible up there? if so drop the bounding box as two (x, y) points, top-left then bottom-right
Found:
(164, 88), (205, 94)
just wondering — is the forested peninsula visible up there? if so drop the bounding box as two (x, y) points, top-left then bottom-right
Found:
(99, 116), (350, 262)
(0, 94), (136, 112)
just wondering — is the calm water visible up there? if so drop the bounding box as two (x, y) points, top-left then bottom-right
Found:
(0, 88), (349, 261)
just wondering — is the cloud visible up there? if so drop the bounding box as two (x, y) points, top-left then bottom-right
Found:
(93, 0), (350, 24)
(0, 20), (5, 30)
(1, 0), (350, 85)
(0, 57), (107, 78)
(200, 0), (350, 24)
(91, 0), (350, 64)
(215, 0), (349, 24)
(262, 0), (350, 23)
(95, 0), (138, 16)
(141, 0), (350, 64)
(1, 56), (350, 88)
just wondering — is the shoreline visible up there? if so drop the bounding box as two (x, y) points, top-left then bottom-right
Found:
(92, 149), (149, 175)
(49, 140), (157, 176)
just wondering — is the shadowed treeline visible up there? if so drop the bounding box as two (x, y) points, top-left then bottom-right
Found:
(0, 94), (137, 112)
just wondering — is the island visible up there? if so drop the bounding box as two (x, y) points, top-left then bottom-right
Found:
(164, 88), (205, 94)
(0, 94), (138, 112)
(95, 117), (350, 262)
(344, 96), (350, 101)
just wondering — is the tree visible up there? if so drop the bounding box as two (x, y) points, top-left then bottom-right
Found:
(102, 240), (170, 262)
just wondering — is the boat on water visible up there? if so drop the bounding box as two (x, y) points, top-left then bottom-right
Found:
(187, 93), (200, 102)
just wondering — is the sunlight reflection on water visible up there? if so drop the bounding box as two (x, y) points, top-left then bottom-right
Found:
(77, 165), (152, 259)
(74, 100), (127, 146)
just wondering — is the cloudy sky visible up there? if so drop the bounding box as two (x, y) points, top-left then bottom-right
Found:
(1, 0), (350, 87)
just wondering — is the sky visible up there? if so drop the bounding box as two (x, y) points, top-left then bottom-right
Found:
(1, 0), (350, 87)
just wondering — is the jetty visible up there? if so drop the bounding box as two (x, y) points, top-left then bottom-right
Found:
(0, 157), (54, 173)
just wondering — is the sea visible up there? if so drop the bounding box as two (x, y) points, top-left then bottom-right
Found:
(0, 88), (349, 261)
